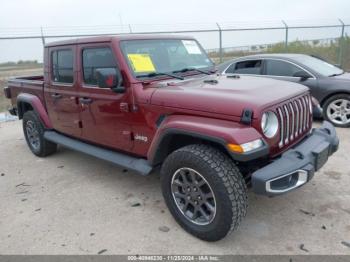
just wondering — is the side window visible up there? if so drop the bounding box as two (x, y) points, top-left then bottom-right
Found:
(82, 47), (117, 85)
(225, 63), (236, 74)
(51, 49), (74, 83)
(265, 60), (302, 77)
(231, 60), (262, 75)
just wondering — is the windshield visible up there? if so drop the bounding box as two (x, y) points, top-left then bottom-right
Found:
(120, 39), (214, 78)
(293, 55), (343, 77)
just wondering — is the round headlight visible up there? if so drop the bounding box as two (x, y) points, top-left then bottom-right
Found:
(261, 111), (279, 138)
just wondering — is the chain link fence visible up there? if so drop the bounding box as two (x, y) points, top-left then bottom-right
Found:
(0, 19), (349, 68)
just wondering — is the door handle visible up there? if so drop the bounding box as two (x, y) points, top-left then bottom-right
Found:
(79, 97), (93, 104)
(51, 93), (62, 99)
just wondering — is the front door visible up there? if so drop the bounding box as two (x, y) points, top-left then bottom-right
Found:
(44, 46), (81, 138)
(76, 44), (133, 151)
(262, 59), (318, 91)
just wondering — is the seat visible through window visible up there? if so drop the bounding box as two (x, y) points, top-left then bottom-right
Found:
(83, 48), (117, 85)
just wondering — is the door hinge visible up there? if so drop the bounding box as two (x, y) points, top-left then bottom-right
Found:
(122, 130), (133, 140)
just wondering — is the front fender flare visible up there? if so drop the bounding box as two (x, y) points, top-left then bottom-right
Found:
(17, 93), (53, 129)
(147, 115), (267, 165)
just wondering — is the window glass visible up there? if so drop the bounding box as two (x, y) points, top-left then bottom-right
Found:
(225, 63), (237, 74)
(52, 50), (73, 83)
(231, 60), (262, 75)
(120, 39), (213, 77)
(83, 48), (117, 85)
(265, 60), (302, 77)
(293, 55), (343, 76)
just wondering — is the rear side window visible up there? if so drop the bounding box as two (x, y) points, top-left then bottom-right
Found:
(82, 48), (117, 85)
(227, 60), (262, 75)
(265, 60), (301, 77)
(52, 50), (74, 83)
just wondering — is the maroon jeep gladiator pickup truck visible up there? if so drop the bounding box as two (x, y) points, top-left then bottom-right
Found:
(4, 35), (339, 241)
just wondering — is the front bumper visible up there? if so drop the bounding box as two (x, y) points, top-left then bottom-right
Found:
(252, 121), (339, 196)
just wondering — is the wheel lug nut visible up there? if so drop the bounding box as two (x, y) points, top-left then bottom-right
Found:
(198, 196), (201, 200)
(187, 196), (191, 200)
(194, 201), (198, 205)
(193, 188), (197, 192)
(187, 187), (191, 192)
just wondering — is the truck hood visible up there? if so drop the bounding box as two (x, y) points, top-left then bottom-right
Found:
(150, 75), (308, 118)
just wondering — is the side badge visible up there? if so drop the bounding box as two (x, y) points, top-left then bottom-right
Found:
(135, 134), (148, 143)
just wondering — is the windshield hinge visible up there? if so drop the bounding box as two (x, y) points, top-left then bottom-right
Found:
(241, 108), (253, 125)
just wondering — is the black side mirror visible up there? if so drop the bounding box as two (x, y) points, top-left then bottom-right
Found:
(95, 68), (125, 93)
(293, 71), (311, 81)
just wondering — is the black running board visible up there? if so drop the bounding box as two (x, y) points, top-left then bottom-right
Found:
(44, 131), (152, 176)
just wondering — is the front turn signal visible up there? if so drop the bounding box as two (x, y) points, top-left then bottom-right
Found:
(227, 139), (263, 153)
(227, 143), (244, 153)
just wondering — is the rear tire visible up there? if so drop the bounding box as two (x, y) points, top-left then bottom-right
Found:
(22, 111), (57, 157)
(323, 94), (350, 128)
(160, 144), (247, 241)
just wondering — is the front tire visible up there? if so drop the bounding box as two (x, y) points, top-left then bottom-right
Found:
(160, 144), (247, 241)
(22, 111), (57, 157)
(323, 94), (350, 128)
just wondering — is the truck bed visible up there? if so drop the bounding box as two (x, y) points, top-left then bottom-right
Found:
(7, 75), (45, 110)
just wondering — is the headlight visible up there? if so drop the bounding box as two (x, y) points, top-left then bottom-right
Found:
(261, 111), (279, 138)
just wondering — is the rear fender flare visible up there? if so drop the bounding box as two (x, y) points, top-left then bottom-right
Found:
(17, 93), (53, 129)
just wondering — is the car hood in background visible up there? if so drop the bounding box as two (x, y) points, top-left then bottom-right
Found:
(332, 72), (350, 81)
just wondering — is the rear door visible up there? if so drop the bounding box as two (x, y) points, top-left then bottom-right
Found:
(76, 43), (133, 151)
(44, 46), (81, 137)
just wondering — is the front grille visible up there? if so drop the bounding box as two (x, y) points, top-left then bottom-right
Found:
(276, 95), (311, 148)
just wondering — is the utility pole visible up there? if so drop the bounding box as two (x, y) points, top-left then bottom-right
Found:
(282, 20), (288, 51)
(216, 23), (223, 63)
(40, 27), (45, 46)
(338, 18), (345, 67)
(119, 12), (124, 33)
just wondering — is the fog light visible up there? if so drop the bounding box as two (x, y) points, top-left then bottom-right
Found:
(227, 139), (263, 153)
(266, 170), (308, 194)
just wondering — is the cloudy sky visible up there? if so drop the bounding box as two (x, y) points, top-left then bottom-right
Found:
(0, 0), (349, 62)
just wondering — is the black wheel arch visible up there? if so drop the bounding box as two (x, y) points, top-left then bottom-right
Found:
(17, 100), (34, 119)
(320, 91), (350, 107)
(149, 128), (230, 166)
(149, 128), (269, 166)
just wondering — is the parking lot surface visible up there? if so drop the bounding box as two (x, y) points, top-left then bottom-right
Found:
(0, 120), (349, 255)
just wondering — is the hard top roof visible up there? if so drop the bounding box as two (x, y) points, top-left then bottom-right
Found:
(45, 34), (195, 47)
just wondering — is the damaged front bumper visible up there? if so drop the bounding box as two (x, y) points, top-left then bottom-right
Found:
(252, 121), (339, 196)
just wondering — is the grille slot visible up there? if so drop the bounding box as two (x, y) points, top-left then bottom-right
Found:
(277, 95), (311, 148)
(288, 103), (295, 140)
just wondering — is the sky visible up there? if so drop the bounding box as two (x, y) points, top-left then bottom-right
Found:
(0, 0), (350, 62)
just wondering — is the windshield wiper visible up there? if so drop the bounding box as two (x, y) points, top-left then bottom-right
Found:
(172, 67), (213, 75)
(329, 71), (345, 77)
(136, 72), (184, 80)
